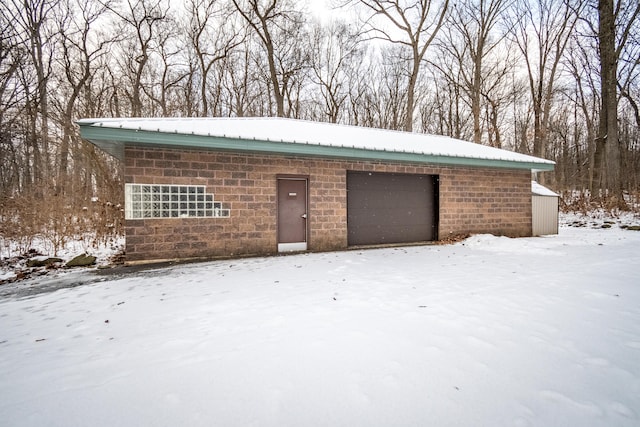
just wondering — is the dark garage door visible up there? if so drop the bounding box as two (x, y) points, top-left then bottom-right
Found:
(347, 171), (438, 246)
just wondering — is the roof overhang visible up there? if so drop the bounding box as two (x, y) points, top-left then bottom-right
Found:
(77, 118), (555, 172)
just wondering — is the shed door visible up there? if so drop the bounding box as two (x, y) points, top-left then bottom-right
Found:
(277, 178), (308, 252)
(347, 172), (437, 246)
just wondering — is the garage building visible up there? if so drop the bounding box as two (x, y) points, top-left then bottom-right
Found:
(78, 117), (555, 262)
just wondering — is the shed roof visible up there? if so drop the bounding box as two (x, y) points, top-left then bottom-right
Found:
(77, 117), (555, 171)
(532, 181), (560, 197)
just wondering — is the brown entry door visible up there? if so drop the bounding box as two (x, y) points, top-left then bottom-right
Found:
(277, 178), (308, 251)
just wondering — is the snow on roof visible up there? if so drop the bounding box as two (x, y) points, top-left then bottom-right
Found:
(531, 181), (559, 197)
(77, 117), (555, 169)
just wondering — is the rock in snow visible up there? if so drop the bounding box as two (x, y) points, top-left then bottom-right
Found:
(65, 254), (97, 267)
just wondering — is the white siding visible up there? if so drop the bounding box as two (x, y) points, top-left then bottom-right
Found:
(532, 195), (559, 236)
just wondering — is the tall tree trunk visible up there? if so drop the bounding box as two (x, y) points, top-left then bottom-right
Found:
(262, 26), (285, 117)
(405, 51), (420, 132)
(598, 0), (621, 200)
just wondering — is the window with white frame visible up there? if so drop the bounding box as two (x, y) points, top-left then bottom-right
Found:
(125, 184), (230, 219)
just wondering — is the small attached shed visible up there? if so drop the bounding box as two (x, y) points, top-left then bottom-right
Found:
(531, 181), (559, 236)
(78, 117), (555, 262)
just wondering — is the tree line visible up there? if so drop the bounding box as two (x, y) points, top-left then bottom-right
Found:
(1, 0), (639, 247)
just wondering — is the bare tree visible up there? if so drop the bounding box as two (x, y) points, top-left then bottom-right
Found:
(3, 0), (59, 186)
(595, 0), (640, 200)
(308, 20), (362, 123)
(436, 0), (511, 144)
(615, 2), (640, 130)
(421, 64), (473, 139)
(0, 10), (25, 196)
(509, 0), (581, 166)
(354, 0), (448, 131)
(141, 15), (189, 117)
(107, 0), (169, 117)
(186, 0), (243, 117)
(345, 47), (373, 127)
(220, 42), (259, 117)
(231, 0), (308, 118)
(564, 31), (600, 190)
(54, 0), (113, 193)
(378, 48), (410, 130)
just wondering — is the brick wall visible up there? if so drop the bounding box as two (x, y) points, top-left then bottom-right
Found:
(124, 146), (532, 261)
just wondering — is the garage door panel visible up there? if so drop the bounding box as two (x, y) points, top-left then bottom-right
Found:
(347, 172), (437, 245)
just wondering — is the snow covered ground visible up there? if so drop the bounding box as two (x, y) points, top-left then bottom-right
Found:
(1, 220), (639, 426)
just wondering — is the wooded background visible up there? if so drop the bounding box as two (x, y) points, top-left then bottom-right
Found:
(1, 0), (639, 247)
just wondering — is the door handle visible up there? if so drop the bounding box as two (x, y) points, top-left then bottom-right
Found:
(301, 213), (307, 219)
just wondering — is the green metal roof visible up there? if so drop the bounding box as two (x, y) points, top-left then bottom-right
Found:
(77, 117), (555, 172)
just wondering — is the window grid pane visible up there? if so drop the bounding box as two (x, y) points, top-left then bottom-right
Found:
(125, 184), (230, 220)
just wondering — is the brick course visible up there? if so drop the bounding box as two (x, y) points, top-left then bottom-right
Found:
(124, 146), (532, 261)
